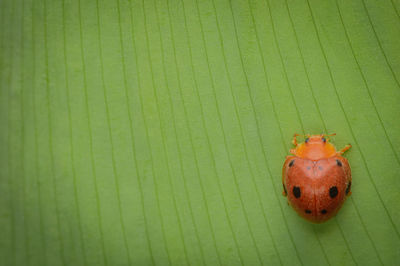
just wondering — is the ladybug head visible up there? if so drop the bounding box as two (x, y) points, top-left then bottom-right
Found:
(294, 133), (338, 160)
(305, 134), (336, 145)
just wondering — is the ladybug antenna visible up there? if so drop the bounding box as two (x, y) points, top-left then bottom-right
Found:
(323, 133), (336, 141)
(292, 133), (309, 146)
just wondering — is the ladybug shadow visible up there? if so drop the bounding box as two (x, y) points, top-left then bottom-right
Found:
(301, 217), (338, 235)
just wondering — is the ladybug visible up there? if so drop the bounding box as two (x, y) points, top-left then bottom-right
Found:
(282, 134), (352, 223)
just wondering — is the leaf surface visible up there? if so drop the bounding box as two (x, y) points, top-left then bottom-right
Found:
(0, 0), (399, 265)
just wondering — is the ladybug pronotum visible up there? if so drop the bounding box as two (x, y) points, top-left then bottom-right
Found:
(282, 134), (352, 223)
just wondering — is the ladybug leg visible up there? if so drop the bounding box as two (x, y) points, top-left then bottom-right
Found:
(338, 144), (352, 155)
(290, 134), (299, 155)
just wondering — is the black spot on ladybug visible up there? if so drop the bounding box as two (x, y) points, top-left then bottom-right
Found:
(329, 186), (338, 198)
(321, 209), (327, 214)
(305, 138), (309, 143)
(283, 184), (287, 195)
(293, 186), (301, 198)
(346, 181), (351, 195)
(306, 166), (311, 170)
(318, 166), (323, 171)
(336, 159), (342, 167)
(322, 137), (326, 143)
(305, 209), (312, 214)
(289, 160), (295, 167)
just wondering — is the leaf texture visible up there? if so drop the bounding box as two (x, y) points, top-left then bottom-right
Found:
(0, 0), (399, 265)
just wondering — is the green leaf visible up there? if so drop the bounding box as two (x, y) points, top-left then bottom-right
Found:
(1, 0), (399, 265)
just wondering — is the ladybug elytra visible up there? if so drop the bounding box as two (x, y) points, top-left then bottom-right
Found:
(282, 134), (352, 223)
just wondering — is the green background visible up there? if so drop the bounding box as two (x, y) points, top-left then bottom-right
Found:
(1, 0), (399, 265)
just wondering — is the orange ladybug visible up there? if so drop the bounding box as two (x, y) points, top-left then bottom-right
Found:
(282, 134), (352, 223)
